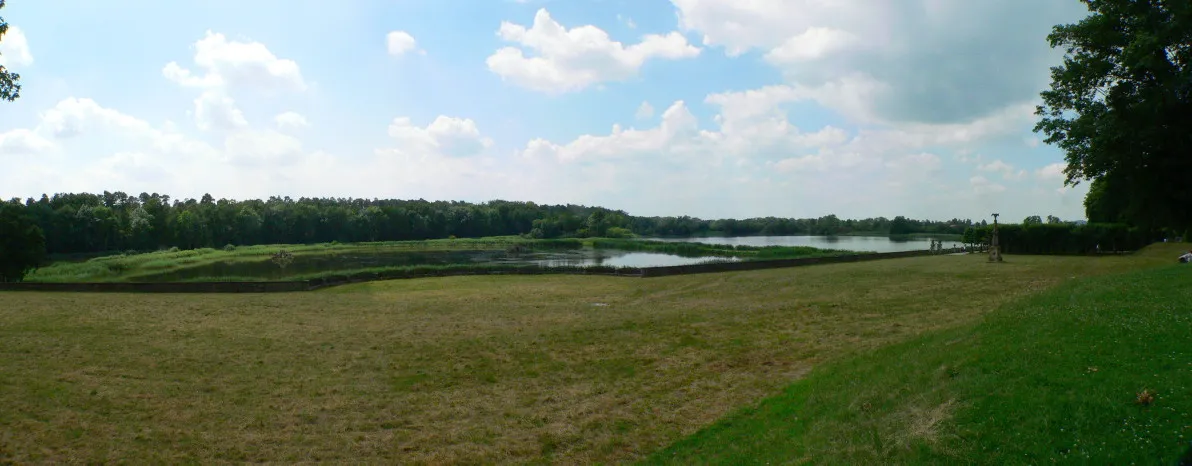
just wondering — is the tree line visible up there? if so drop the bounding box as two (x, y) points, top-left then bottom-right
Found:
(961, 221), (1150, 255)
(2, 191), (980, 258)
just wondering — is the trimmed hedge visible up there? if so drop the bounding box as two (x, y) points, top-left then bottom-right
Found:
(965, 223), (1148, 255)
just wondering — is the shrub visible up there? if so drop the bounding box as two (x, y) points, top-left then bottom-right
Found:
(167, 246), (180, 253)
(271, 250), (295, 269)
(605, 227), (634, 239)
(223, 244), (236, 252)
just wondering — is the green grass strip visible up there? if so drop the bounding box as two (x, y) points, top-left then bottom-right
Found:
(646, 264), (1192, 464)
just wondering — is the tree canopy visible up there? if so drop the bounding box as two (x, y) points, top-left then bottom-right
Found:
(4, 192), (981, 256)
(1035, 0), (1192, 230)
(0, 0), (20, 102)
(0, 201), (46, 282)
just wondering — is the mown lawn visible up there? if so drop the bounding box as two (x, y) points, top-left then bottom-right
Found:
(0, 246), (1177, 463)
(649, 245), (1191, 464)
(23, 236), (561, 282)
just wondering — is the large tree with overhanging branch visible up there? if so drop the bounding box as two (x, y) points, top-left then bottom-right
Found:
(0, 0), (20, 102)
(1035, 0), (1192, 230)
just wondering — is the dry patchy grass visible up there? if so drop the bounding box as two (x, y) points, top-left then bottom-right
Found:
(0, 251), (1169, 464)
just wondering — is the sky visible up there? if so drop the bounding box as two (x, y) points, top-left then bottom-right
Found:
(0, 0), (1094, 221)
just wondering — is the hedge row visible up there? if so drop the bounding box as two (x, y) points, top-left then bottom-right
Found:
(965, 223), (1149, 255)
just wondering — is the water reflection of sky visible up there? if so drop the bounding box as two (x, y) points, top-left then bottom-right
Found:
(531, 251), (739, 268)
(138, 249), (738, 282)
(652, 235), (951, 253)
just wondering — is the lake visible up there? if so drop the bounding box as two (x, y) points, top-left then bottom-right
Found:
(135, 249), (739, 282)
(130, 236), (939, 282)
(652, 235), (955, 253)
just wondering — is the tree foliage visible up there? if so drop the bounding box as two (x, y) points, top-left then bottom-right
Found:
(969, 222), (1147, 255)
(1035, 0), (1192, 229)
(0, 0), (21, 102)
(0, 201), (46, 282)
(6, 191), (987, 256)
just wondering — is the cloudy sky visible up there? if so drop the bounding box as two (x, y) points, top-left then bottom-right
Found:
(0, 0), (1092, 221)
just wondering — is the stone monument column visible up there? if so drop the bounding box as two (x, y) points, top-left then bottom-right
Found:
(988, 213), (1003, 262)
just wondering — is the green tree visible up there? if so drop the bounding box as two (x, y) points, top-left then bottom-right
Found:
(0, 0), (20, 102)
(174, 210), (205, 249)
(0, 202), (46, 282)
(889, 216), (913, 236)
(1023, 215), (1043, 226)
(1034, 0), (1192, 230)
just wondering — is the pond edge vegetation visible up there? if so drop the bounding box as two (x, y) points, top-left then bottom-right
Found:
(0, 246), (960, 293)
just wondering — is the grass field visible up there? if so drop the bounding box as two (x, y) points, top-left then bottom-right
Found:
(0, 245), (1181, 463)
(23, 237), (580, 282)
(24, 237), (853, 283)
(649, 244), (1192, 464)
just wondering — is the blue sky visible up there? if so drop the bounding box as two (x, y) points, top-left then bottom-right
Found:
(0, 0), (1093, 221)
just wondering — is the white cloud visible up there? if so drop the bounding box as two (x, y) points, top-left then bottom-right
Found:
(40, 97), (157, 139)
(764, 27), (860, 64)
(617, 14), (637, 29)
(274, 112), (309, 130)
(0, 129), (53, 155)
(635, 101), (655, 120)
(887, 152), (942, 173)
(388, 116), (494, 158)
(1037, 162), (1067, 182)
(486, 8), (700, 93)
(223, 130), (304, 166)
(193, 91), (249, 132)
(670, 0), (1088, 124)
(978, 159), (1012, 174)
(0, 26), (33, 68)
(970, 175), (1006, 194)
(162, 31), (306, 92)
(522, 101), (704, 163)
(386, 31), (423, 56)
(2, 97), (339, 199)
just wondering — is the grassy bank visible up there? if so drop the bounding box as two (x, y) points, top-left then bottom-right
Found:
(648, 244), (1192, 464)
(23, 237), (583, 282)
(25, 237), (851, 283)
(590, 238), (857, 260)
(0, 248), (1171, 463)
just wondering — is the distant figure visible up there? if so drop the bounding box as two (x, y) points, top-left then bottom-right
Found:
(1095, 243), (1101, 254)
(1180, 251), (1192, 263)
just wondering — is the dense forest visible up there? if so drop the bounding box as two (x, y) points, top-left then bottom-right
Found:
(3, 192), (981, 256)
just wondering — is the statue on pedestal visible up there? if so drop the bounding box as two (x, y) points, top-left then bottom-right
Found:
(988, 213), (1003, 262)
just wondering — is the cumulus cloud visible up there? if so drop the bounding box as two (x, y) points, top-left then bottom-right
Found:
(0, 129), (53, 155)
(161, 31), (309, 132)
(274, 112), (309, 130)
(1, 97), (342, 198)
(386, 31), (423, 56)
(0, 25), (33, 68)
(40, 97), (157, 139)
(162, 31), (306, 92)
(1037, 162), (1067, 182)
(193, 91), (249, 132)
(486, 9), (700, 93)
(970, 175), (1007, 194)
(671, 0), (1089, 124)
(635, 101), (655, 120)
(764, 27), (861, 64)
(387, 116), (494, 158)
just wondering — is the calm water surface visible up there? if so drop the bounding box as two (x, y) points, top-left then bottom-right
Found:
(138, 249), (736, 281)
(653, 235), (956, 253)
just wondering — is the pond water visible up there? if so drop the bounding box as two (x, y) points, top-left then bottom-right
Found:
(136, 249), (738, 282)
(652, 235), (956, 253)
